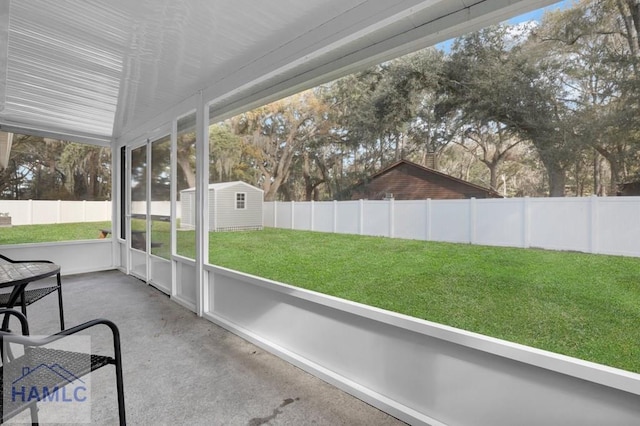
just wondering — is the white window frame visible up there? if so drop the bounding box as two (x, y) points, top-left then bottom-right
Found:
(235, 192), (247, 210)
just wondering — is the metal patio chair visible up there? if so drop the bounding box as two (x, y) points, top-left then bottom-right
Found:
(0, 309), (125, 424)
(0, 254), (65, 330)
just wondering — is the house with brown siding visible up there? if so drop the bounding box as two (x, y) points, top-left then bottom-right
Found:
(350, 160), (502, 200)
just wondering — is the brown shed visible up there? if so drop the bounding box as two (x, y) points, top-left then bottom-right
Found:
(350, 160), (502, 200)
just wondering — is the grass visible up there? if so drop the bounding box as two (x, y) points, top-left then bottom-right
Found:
(208, 228), (640, 374)
(2, 223), (640, 373)
(0, 221), (112, 244)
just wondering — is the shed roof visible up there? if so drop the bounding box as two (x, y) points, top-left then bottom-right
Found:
(363, 159), (502, 198)
(180, 181), (263, 193)
(0, 0), (558, 145)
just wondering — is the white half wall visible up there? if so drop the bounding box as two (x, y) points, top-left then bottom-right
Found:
(1, 240), (114, 275)
(204, 266), (640, 426)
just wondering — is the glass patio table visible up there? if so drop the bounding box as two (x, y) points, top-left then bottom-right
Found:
(0, 262), (61, 330)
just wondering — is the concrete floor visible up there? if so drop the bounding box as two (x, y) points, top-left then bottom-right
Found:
(7, 270), (406, 425)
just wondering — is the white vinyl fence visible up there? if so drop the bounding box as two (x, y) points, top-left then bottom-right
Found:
(264, 196), (640, 257)
(0, 200), (179, 226)
(4, 197), (639, 258)
(0, 200), (111, 225)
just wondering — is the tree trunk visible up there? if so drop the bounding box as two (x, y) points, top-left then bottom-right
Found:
(262, 177), (274, 201)
(303, 153), (314, 201)
(176, 155), (196, 189)
(593, 154), (602, 196)
(546, 165), (566, 197)
(594, 146), (622, 195)
(488, 163), (498, 191)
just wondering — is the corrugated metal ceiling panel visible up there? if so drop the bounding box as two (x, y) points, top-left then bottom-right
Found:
(3, 1), (128, 139)
(112, 0), (373, 137)
(0, 0), (560, 143)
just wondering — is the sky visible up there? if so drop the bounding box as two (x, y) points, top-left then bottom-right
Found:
(508, 0), (573, 24)
(436, 0), (573, 51)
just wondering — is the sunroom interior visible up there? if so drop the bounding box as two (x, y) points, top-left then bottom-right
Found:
(2, 1), (640, 425)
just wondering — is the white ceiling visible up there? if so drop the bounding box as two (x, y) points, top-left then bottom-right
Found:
(0, 0), (559, 145)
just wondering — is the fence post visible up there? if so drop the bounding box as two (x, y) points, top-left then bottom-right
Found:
(359, 199), (364, 235)
(469, 197), (477, 244)
(425, 199), (432, 241)
(291, 201), (295, 230)
(389, 198), (394, 238)
(522, 197), (530, 248)
(56, 200), (62, 223)
(82, 200), (87, 222)
(28, 199), (33, 225)
(310, 200), (315, 231)
(589, 195), (599, 254)
(273, 201), (278, 228)
(333, 200), (338, 233)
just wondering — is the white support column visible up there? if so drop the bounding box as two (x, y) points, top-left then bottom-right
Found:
(170, 118), (178, 298)
(110, 142), (118, 270)
(145, 139), (151, 279)
(195, 91), (208, 317)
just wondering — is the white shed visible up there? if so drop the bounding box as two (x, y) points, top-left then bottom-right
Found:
(180, 181), (263, 231)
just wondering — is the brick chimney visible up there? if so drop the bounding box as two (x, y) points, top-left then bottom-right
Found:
(425, 152), (437, 170)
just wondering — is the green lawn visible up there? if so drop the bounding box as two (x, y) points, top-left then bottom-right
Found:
(209, 229), (640, 374)
(0, 221), (112, 244)
(2, 223), (640, 373)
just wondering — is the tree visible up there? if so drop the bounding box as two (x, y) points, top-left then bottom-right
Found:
(0, 134), (40, 198)
(1, 135), (66, 199)
(0, 134), (112, 200)
(321, 48), (453, 196)
(440, 24), (579, 196)
(230, 90), (332, 201)
(323, 68), (394, 177)
(536, 0), (640, 193)
(455, 121), (524, 191)
(209, 123), (244, 183)
(59, 143), (111, 200)
(176, 131), (196, 190)
(615, 0), (640, 74)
